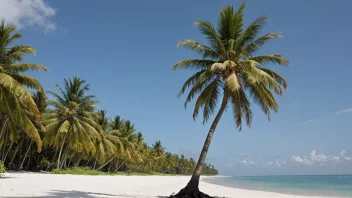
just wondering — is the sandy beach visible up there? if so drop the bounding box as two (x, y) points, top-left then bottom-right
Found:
(0, 173), (338, 198)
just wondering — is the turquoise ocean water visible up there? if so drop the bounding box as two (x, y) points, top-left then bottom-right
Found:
(203, 175), (352, 197)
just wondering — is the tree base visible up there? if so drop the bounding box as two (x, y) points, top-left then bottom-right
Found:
(170, 186), (214, 198)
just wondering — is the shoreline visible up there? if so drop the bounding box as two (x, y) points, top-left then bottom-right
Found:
(0, 173), (339, 198)
(202, 177), (343, 198)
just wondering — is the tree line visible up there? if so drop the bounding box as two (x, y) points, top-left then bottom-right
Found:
(0, 22), (218, 176)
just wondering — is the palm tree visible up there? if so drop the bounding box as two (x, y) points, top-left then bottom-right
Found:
(152, 140), (165, 159)
(172, 3), (289, 197)
(163, 152), (176, 173)
(94, 110), (123, 171)
(0, 21), (48, 154)
(42, 77), (102, 169)
(152, 140), (165, 171)
(96, 110), (109, 131)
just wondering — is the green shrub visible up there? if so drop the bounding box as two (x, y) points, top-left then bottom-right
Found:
(0, 161), (6, 174)
(51, 167), (106, 175)
(40, 159), (50, 169)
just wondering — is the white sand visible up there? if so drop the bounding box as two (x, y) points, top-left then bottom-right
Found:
(0, 173), (337, 198)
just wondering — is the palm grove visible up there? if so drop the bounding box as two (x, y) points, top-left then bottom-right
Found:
(0, 22), (218, 176)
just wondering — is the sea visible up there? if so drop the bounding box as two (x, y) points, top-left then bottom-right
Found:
(203, 175), (352, 197)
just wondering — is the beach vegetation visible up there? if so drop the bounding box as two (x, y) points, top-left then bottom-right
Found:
(0, 22), (218, 177)
(0, 161), (5, 174)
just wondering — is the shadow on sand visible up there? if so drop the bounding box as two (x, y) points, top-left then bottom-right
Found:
(2, 190), (116, 198)
(2, 190), (170, 198)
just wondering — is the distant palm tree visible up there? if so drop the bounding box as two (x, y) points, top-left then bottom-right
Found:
(95, 110), (122, 170)
(152, 140), (165, 159)
(0, 21), (48, 152)
(118, 120), (139, 161)
(42, 77), (102, 169)
(164, 152), (176, 173)
(32, 91), (48, 113)
(152, 140), (165, 171)
(96, 110), (109, 131)
(172, 3), (289, 197)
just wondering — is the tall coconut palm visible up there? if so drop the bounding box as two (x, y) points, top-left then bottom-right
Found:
(0, 21), (48, 153)
(172, 3), (289, 197)
(42, 77), (102, 169)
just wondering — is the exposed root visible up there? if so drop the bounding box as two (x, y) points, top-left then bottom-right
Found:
(170, 187), (214, 198)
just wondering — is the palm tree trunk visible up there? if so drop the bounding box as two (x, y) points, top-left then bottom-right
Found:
(117, 160), (126, 171)
(108, 161), (112, 173)
(1, 126), (9, 160)
(4, 142), (14, 162)
(96, 155), (118, 171)
(57, 133), (67, 169)
(10, 142), (21, 169)
(174, 90), (228, 197)
(93, 160), (97, 169)
(74, 155), (83, 167)
(60, 146), (69, 170)
(27, 145), (32, 170)
(20, 140), (33, 170)
(85, 156), (92, 167)
(0, 116), (9, 140)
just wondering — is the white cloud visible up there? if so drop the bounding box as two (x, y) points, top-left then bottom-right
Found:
(266, 161), (273, 165)
(0, 0), (56, 31)
(310, 150), (329, 162)
(334, 108), (352, 115)
(276, 161), (281, 167)
(241, 160), (255, 166)
(292, 156), (313, 165)
(340, 150), (352, 161)
(292, 150), (352, 166)
(265, 161), (282, 167)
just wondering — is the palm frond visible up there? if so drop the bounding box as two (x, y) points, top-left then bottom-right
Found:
(193, 76), (221, 123)
(249, 54), (289, 67)
(241, 33), (283, 57)
(177, 40), (219, 59)
(4, 63), (48, 72)
(194, 20), (227, 55)
(184, 70), (215, 108)
(9, 73), (44, 92)
(259, 68), (288, 89)
(236, 16), (268, 52)
(177, 70), (206, 97)
(172, 59), (214, 70)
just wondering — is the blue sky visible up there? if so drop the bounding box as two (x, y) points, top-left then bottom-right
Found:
(1, 0), (352, 176)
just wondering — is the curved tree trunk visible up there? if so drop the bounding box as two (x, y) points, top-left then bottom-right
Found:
(0, 116), (9, 140)
(4, 142), (14, 162)
(20, 140), (32, 170)
(10, 141), (21, 169)
(172, 90), (228, 197)
(96, 155), (118, 171)
(57, 133), (67, 170)
(60, 146), (69, 170)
